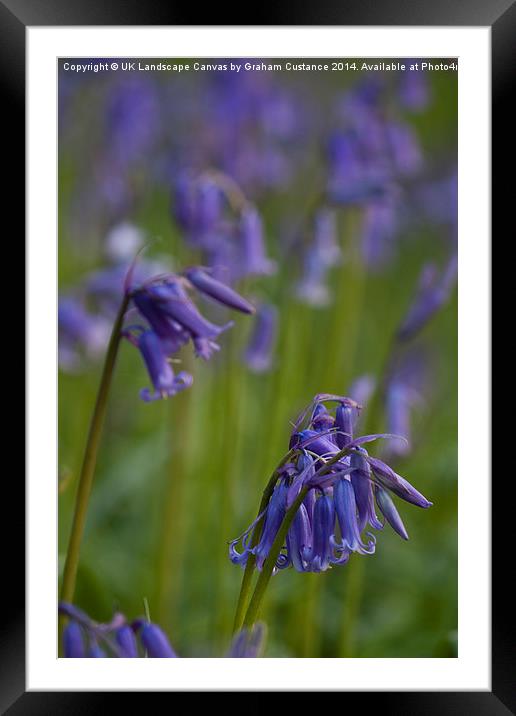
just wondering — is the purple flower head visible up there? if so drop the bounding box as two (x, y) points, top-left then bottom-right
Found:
(375, 485), (409, 540)
(238, 206), (276, 277)
(173, 172), (223, 245)
(397, 254), (457, 342)
(125, 267), (253, 400)
(59, 602), (179, 658)
(399, 62), (431, 112)
(386, 121), (423, 176)
(115, 625), (139, 657)
(105, 76), (160, 166)
(361, 195), (400, 269)
(136, 622), (178, 658)
(58, 297), (111, 371)
(244, 302), (278, 373)
(383, 348), (430, 458)
(295, 246), (332, 307)
(230, 394), (431, 577)
(63, 621), (85, 658)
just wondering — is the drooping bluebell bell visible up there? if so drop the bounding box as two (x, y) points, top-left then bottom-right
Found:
(131, 329), (193, 403)
(295, 208), (343, 307)
(397, 253), (457, 342)
(227, 623), (267, 658)
(383, 348), (430, 458)
(230, 394), (432, 575)
(58, 297), (111, 372)
(133, 620), (178, 658)
(184, 266), (255, 314)
(244, 303), (278, 373)
(238, 205), (276, 278)
(125, 267), (254, 399)
(398, 61), (431, 112)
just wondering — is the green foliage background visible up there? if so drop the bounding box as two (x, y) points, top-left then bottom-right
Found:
(58, 59), (457, 657)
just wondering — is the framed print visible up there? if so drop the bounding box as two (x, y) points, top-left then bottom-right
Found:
(7, 0), (506, 709)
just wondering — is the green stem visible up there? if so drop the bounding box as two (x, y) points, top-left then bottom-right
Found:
(232, 452), (294, 633)
(242, 486), (308, 629)
(60, 294), (129, 607)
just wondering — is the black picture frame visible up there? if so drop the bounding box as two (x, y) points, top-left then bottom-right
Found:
(8, 0), (505, 710)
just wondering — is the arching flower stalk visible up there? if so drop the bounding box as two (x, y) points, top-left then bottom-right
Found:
(60, 259), (254, 611)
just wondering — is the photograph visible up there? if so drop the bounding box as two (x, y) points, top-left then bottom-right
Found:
(57, 55), (459, 660)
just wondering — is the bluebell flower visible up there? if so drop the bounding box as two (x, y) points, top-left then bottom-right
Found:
(184, 266), (255, 314)
(134, 329), (193, 402)
(227, 623), (266, 658)
(230, 394), (432, 575)
(59, 603), (266, 657)
(244, 302), (278, 373)
(125, 267), (254, 400)
(134, 621), (178, 658)
(238, 206), (276, 277)
(397, 254), (457, 342)
(398, 61), (431, 112)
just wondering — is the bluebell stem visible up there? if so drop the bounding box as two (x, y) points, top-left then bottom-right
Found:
(383, 348), (429, 458)
(397, 254), (457, 342)
(244, 302), (278, 373)
(59, 602), (178, 658)
(231, 394), (432, 579)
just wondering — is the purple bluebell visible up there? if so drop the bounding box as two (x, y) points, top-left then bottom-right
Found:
(173, 173), (223, 245)
(58, 297), (111, 371)
(137, 622), (178, 658)
(383, 348), (429, 458)
(115, 625), (139, 657)
(125, 268), (253, 400)
(227, 623), (266, 658)
(361, 195), (400, 269)
(184, 266), (255, 314)
(63, 621), (85, 658)
(295, 209), (343, 307)
(230, 394), (432, 575)
(399, 62), (431, 112)
(244, 303), (278, 373)
(105, 76), (160, 166)
(305, 494), (335, 572)
(238, 206), (276, 277)
(397, 254), (457, 342)
(135, 329), (193, 402)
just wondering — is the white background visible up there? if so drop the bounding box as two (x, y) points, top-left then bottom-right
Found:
(27, 26), (490, 691)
